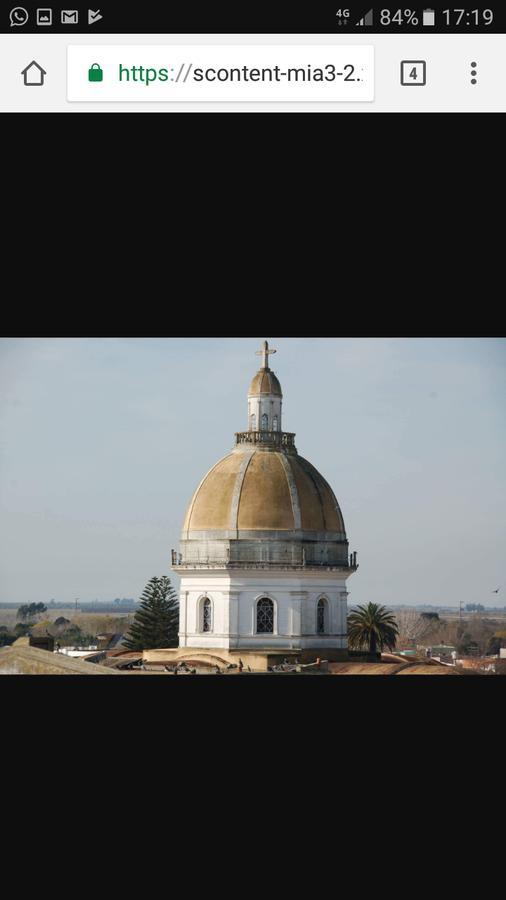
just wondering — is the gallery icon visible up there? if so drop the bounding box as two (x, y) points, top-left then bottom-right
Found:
(36, 8), (52, 25)
(9, 7), (29, 26)
(61, 9), (78, 24)
(21, 60), (47, 86)
(88, 9), (102, 25)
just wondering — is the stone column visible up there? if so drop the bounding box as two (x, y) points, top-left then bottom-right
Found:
(179, 590), (189, 647)
(227, 590), (240, 649)
(340, 591), (349, 642)
(290, 591), (307, 647)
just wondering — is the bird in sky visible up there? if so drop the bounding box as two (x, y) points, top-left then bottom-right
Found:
(491, 588), (500, 593)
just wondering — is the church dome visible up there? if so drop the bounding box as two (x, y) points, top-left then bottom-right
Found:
(175, 340), (355, 573)
(248, 369), (282, 397)
(183, 448), (345, 536)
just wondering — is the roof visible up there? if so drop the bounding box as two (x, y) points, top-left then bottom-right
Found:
(183, 447), (346, 535)
(381, 652), (417, 663)
(109, 633), (125, 647)
(328, 660), (460, 675)
(248, 368), (282, 397)
(0, 645), (121, 675)
(396, 665), (459, 675)
(97, 632), (125, 647)
(101, 655), (143, 669)
(329, 662), (407, 675)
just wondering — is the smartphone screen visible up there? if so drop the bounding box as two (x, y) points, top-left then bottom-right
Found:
(1, 2), (504, 111)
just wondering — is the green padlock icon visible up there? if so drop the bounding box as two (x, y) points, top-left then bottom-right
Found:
(88, 63), (103, 82)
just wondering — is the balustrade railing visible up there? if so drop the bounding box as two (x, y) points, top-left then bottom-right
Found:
(235, 430), (297, 450)
(172, 548), (358, 569)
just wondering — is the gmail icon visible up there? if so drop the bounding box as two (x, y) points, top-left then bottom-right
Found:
(61, 9), (78, 23)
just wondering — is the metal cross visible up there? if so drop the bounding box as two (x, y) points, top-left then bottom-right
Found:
(256, 340), (276, 369)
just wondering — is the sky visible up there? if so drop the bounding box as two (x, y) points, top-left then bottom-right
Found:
(0, 337), (505, 608)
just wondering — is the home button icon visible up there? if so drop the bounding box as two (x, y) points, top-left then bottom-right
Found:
(21, 60), (47, 86)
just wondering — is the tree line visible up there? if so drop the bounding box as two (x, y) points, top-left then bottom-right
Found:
(17, 603), (47, 622)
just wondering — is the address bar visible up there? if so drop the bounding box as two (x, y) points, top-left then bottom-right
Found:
(67, 45), (374, 101)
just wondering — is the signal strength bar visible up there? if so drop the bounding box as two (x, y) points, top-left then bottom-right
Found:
(356, 9), (374, 26)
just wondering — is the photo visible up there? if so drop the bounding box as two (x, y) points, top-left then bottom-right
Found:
(1, 337), (504, 676)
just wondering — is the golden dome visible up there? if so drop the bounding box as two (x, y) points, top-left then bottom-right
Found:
(182, 448), (345, 536)
(248, 369), (282, 397)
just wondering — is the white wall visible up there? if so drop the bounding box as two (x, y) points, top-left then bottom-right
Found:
(247, 393), (282, 431)
(179, 569), (352, 649)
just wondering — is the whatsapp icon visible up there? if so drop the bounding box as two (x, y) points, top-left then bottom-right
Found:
(10, 7), (29, 26)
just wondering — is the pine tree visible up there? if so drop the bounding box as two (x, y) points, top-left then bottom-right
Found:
(123, 576), (179, 651)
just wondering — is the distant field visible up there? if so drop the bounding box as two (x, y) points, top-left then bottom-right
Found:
(390, 607), (506, 623)
(0, 607), (134, 636)
(439, 610), (506, 622)
(423, 612), (506, 623)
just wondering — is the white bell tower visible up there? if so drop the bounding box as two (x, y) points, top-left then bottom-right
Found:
(168, 338), (359, 670)
(247, 340), (283, 433)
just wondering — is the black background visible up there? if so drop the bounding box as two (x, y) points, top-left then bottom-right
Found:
(6, 111), (500, 339)
(3, 1), (506, 32)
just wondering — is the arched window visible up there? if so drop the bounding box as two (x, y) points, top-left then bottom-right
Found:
(261, 413), (268, 431)
(256, 597), (274, 634)
(202, 597), (212, 633)
(250, 413), (256, 431)
(317, 598), (328, 634)
(272, 415), (278, 431)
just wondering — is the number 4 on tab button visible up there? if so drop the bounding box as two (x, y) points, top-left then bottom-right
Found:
(401, 60), (426, 85)
(88, 63), (103, 82)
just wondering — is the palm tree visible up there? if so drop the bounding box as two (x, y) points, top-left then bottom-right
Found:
(347, 603), (399, 656)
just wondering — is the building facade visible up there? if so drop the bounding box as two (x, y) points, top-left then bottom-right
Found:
(172, 341), (358, 656)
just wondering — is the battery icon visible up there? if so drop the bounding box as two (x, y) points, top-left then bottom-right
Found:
(423, 9), (436, 26)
